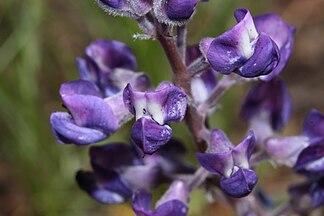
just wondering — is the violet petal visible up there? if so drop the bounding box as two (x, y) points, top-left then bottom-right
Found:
(303, 109), (324, 141)
(50, 112), (108, 145)
(220, 168), (258, 198)
(131, 117), (172, 154)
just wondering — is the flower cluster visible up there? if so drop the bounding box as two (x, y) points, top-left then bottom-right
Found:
(50, 1), (323, 215)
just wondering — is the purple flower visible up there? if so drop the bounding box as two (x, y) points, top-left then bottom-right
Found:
(289, 175), (324, 209)
(254, 13), (296, 81)
(196, 129), (258, 197)
(200, 8), (280, 78)
(153, 0), (204, 25)
(132, 180), (189, 216)
(240, 78), (291, 142)
(294, 139), (324, 177)
(51, 40), (150, 145)
(123, 81), (188, 154)
(96, 0), (152, 17)
(77, 141), (193, 204)
(76, 39), (150, 97)
(186, 46), (217, 104)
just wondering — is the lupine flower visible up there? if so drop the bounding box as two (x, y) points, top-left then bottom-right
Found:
(197, 129), (258, 197)
(186, 46), (217, 104)
(153, 0), (205, 26)
(240, 78), (291, 144)
(77, 141), (194, 204)
(289, 173), (324, 209)
(132, 180), (189, 216)
(123, 81), (188, 154)
(254, 13), (296, 81)
(96, 0), (152, 17)
(264, 109), (323, 167)
(50, 40), (150, 145)
(200, 8), (281, 78)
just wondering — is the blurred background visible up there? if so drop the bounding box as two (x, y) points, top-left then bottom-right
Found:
(0, 0), (323, 215)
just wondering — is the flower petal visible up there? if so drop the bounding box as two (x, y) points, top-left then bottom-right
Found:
(303, 109), (324, 141)
(50, 112), (108, 145)
(62, 94), (119, 133)
(196, 151), (234, 177)
(132, 190), (154, 216)
(238, 33), (280, 77)
(232, 131), (256, 169)
(265, 136), (310, 167)
(153, 0), (199, 25)
(220, 168), (258, 198)
(76, 170), (131, 204)
(59, 80), (101, 98)
(294, 140), (324, 176)
(146, 84), (188, 125)
(254, 13), (296, 80)
(240, 78), (292, 132)
(131, 117), (173, 154)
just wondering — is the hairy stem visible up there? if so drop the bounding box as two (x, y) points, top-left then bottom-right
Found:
(177, 25), (187, 62)
(188, 167), (210, 192)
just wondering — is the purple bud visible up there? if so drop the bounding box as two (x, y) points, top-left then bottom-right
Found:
(240, 78), (292, 132)
(153, 0), (200, 25)
(131, 117), (173, 154)
(254, 13), (296, 81)
(96, 0), (152, 17)
(200, 8), (280, 78)
(265, 136), (310, 166)
(303, 109), (324, 142)
(220, 168), (258, 198)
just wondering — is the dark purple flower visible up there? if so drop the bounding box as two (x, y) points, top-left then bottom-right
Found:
(153, 0), (203, 25)
(240, 78), (291, 134)
(289, 175), (324, 209)
(123, 82), (188, 154)
(50, 80), (125, 145)
(196, 129), (258, 197)
(200, 8), (280, 78)
(76, 39), (151, 97)
(265, 136), (310, 167)
(77, 141), (193, 204)
(51, 40), (151, 145)
(254, 13), (296, 81)
(132, 180), (189, 216)
(186, 46), (217, 104)
(96, 0), (152, 17)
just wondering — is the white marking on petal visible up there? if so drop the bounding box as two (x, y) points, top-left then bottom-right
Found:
(147, 101), (164, 125)
(134, 97), (147, 120)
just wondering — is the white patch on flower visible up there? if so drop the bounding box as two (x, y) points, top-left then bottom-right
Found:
(305, 157), (324, 172)
(147, 101), (164, 125)
(237, 29), (254, 59)
(191, 78), (208, 103)
(229, 56), (241, 65)
(134, 97), (147, 120)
